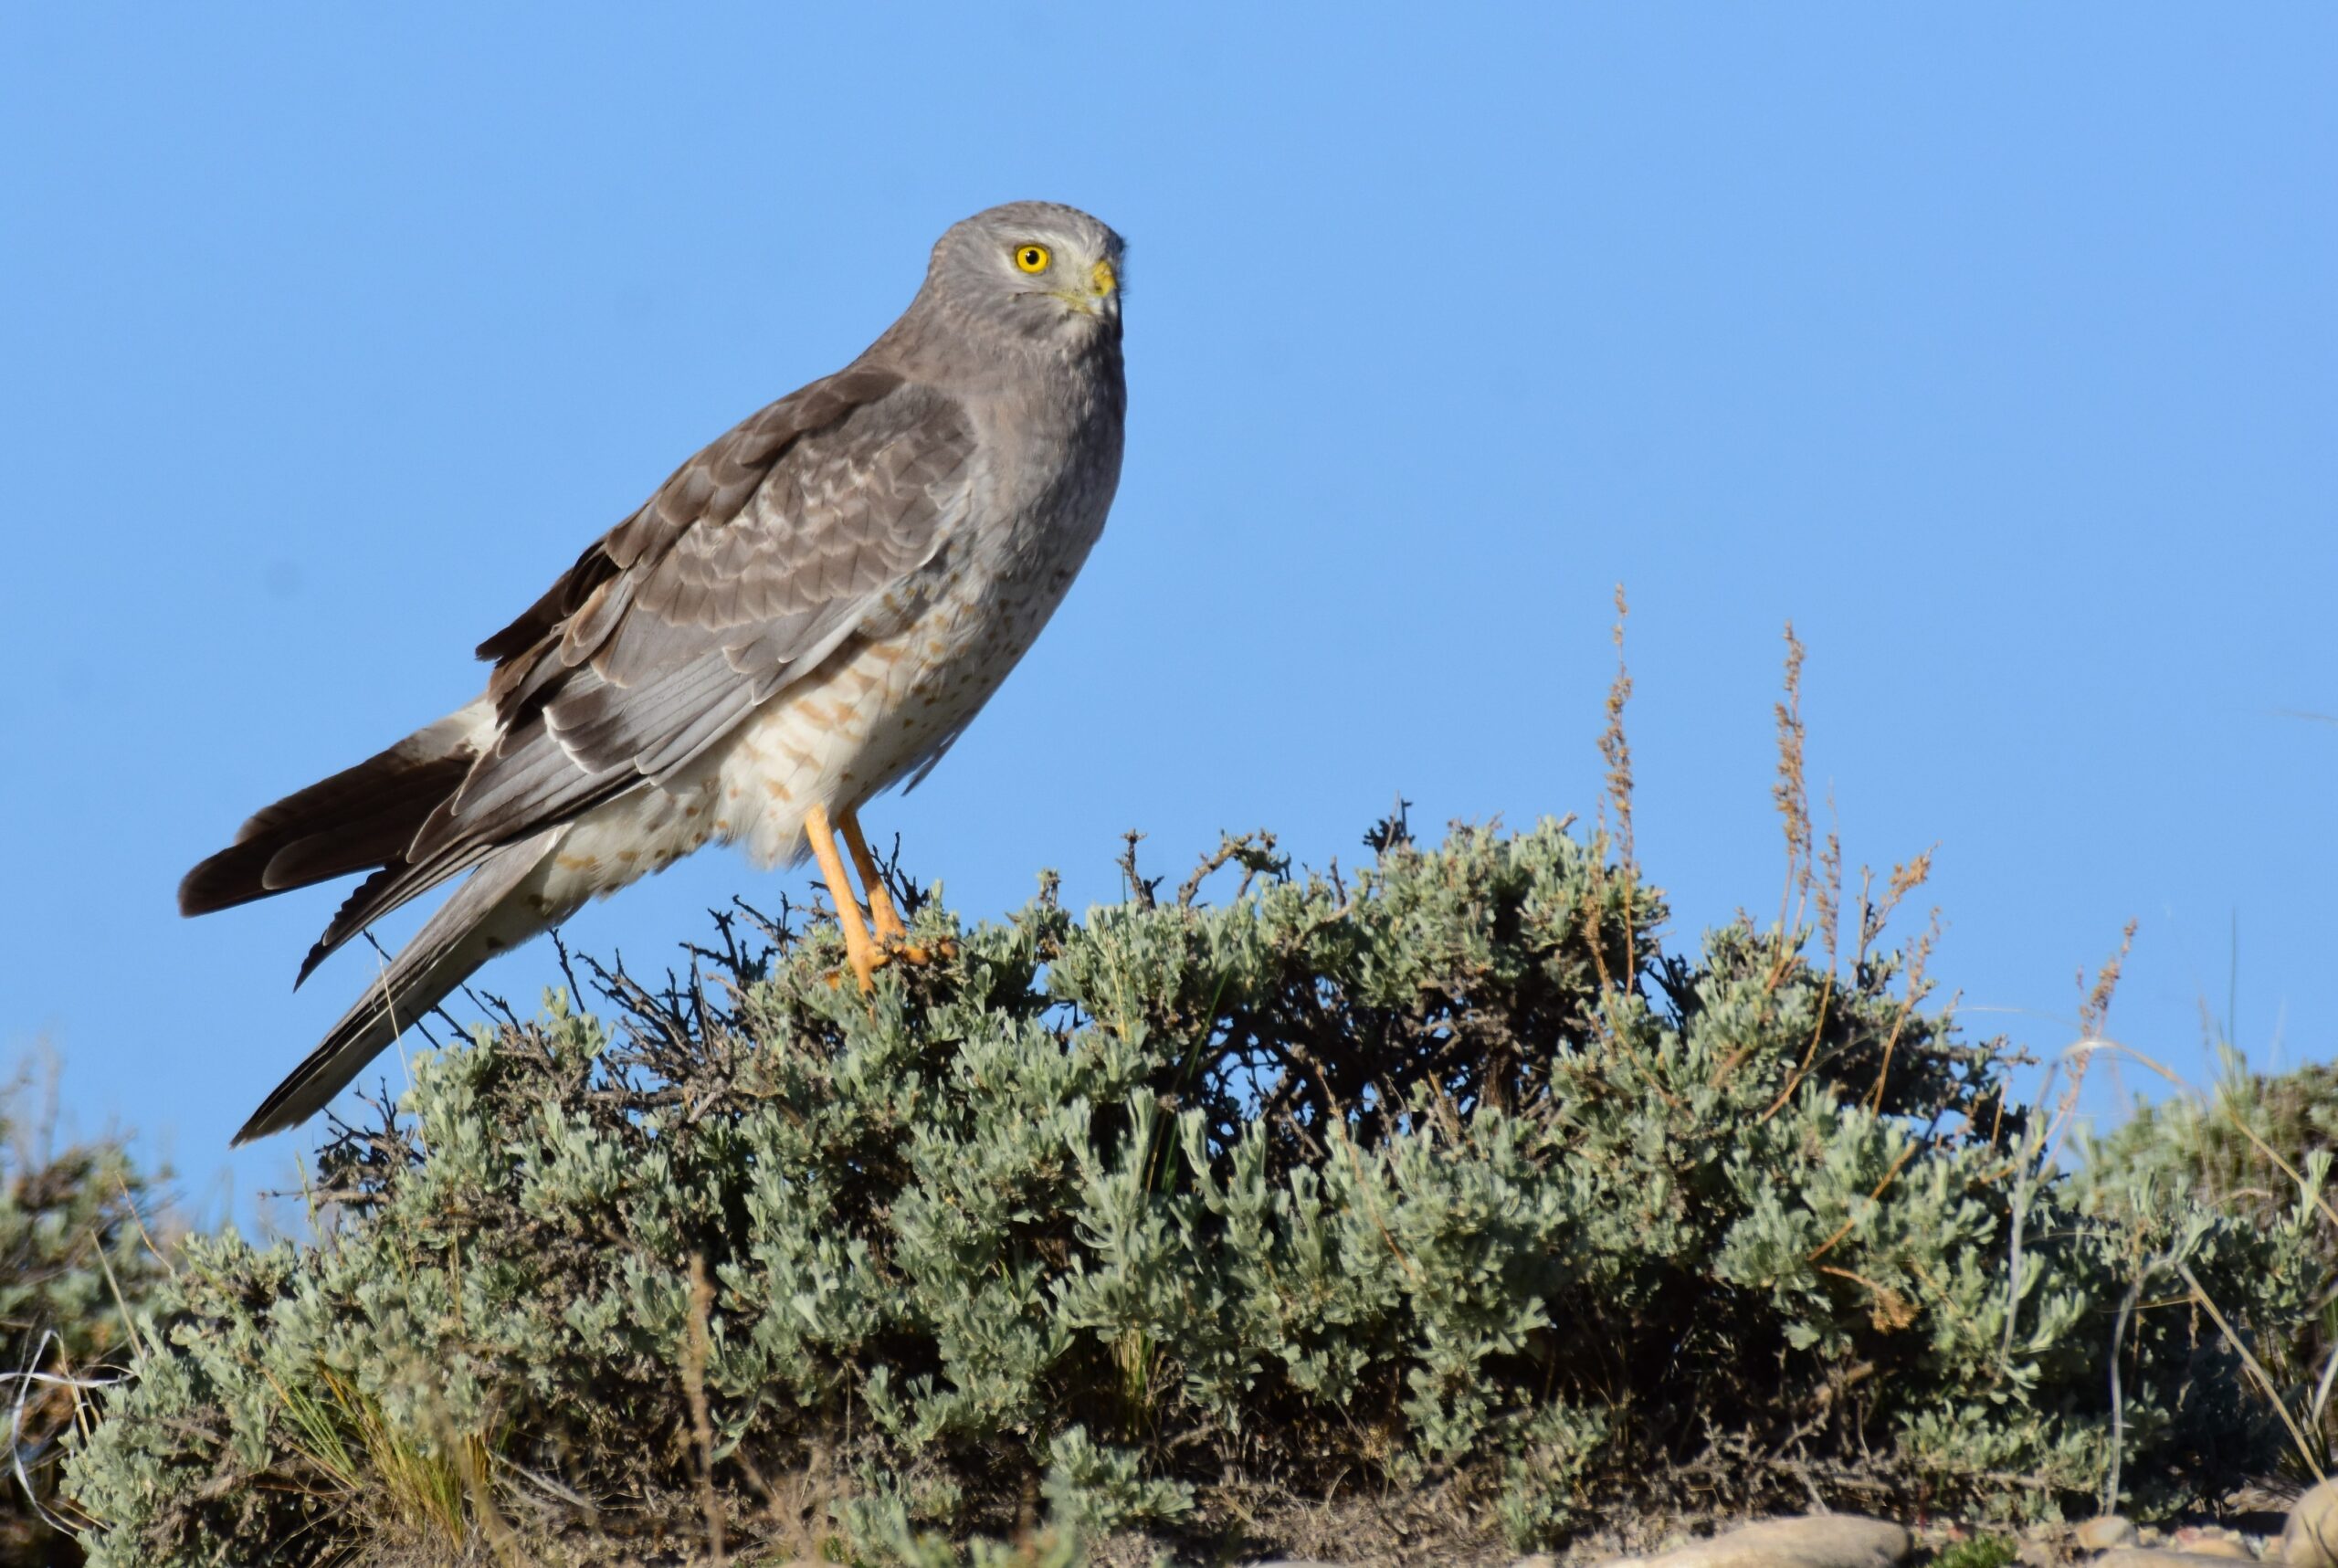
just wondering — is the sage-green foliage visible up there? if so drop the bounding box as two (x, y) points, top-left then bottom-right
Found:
(1933, 1536), (2020, 1568)
(2082, 1052), (2338, 1465)
(0, 1074), (170, 1565)
(61, 820), (2324, 1564)
(2088, 1055), (2338, 1214)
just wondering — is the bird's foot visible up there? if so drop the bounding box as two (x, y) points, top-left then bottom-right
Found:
(879, 933), (958, 968)
(818, 939), (953, 991)
(818, 914), (890, 993)
(840, 809), (952, 965)
(823, 946), (889, 991)
(808, 805), (958, 991)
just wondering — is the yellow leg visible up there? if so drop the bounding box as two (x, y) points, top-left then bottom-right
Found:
(804, 804), (880, 992)
(838, 809), (911, 945)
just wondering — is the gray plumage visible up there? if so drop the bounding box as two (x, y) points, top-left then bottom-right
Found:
(183, 200), (1127, 1143)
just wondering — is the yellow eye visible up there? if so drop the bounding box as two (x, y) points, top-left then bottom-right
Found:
(1013, 243), (1051, 274)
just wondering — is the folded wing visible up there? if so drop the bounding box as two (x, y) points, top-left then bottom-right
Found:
(185, 365), (981, 987)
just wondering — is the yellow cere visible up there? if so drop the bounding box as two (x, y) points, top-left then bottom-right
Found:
(1014, 244), (1051, 274)
(1090, 258), (1116, 296)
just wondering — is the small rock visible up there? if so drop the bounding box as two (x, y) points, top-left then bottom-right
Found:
(2096, 1552), (2259, 1568)
(1617, 1516), (1912, 1568)
(2079, 1521), (2143, 1552)
(2290, 1480), (2338, 1568)
(2171, 1530), (2256, 1562)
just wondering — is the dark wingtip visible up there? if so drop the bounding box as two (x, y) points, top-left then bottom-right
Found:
(233, 1052), (334, 1145)
(232, 1084), (302, 1144)
(230, 1104), (296, 1145)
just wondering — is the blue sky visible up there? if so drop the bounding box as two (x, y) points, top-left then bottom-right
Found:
(3, 5), (2333, 1215)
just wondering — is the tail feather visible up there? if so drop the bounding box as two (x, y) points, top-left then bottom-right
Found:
(179, 700), (490, 918)
(232, 826), (566, 1145)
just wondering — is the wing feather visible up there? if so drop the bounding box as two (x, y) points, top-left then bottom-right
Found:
(408, 373), (977, 870)
(279, 368), (976, 982)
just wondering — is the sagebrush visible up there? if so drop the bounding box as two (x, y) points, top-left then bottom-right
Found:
(0, 1068), (171, 1565)
(55, 817), (2329, 1565)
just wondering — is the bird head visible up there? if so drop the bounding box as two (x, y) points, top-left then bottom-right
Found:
(922, 201), (1124, 351)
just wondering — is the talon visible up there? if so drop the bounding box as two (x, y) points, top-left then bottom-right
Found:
(813, 806), (940, 987)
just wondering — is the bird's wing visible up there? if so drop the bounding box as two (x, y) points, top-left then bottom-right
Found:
(300, 367), (980, 974)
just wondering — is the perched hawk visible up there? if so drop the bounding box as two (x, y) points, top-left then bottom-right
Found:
(182, 201), (1127, 1144)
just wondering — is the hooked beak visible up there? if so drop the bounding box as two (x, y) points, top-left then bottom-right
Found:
(1054, 258), (1119, 318)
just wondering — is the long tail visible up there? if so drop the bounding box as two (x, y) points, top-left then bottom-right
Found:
(179, 700), (491, 918)
(232, 826), (567, 1145)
